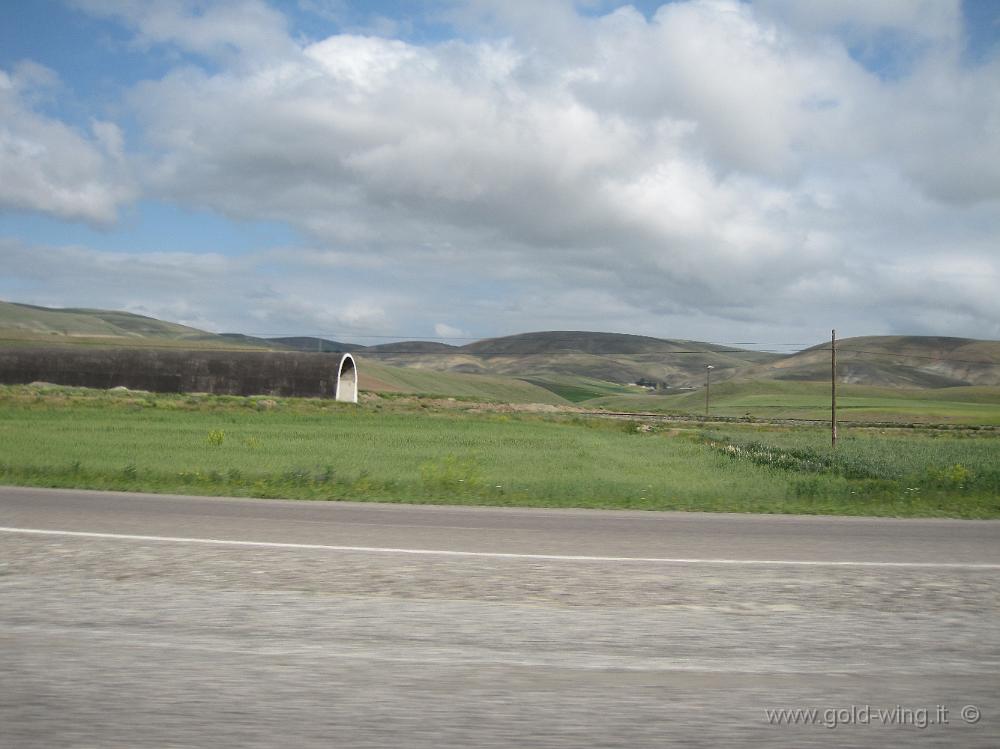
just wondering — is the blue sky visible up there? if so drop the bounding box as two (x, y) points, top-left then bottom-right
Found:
(2, 0), (999, 342)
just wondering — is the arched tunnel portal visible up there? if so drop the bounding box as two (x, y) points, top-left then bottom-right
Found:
(336, 353), (358, 403)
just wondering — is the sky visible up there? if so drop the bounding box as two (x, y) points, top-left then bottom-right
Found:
(1, 0), (999, 346)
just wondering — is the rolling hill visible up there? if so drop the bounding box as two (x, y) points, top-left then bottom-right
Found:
(3, 301), (1000, 394)
(274, 329), (1000, 389)
(275, 330), (781, 388)
(0, 301), (285, 350)
(739, 336), (1000, 388)
(268, 336), (358, 353)
(0, 302), (569, 403)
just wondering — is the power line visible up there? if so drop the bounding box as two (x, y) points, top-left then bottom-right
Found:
(816, 348), (999, 366)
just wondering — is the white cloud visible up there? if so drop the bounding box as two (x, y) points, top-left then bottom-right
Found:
(0, 64), (134, 225)
(754, 0), (962, 42)
(71, 0), (296, 65)
(7, 0), (999, 342)
(433, 323), (465, 338)
(0, 238), (398, 336)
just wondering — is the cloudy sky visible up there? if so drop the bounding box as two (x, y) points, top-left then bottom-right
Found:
(2, 0), (999, 346)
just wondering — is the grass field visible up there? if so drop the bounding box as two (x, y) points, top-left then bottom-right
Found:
(584, 380), (1000, 425)
(1, 384), (997, 518)
(519, 375), (645, 403)
(360, 361), (570, 404)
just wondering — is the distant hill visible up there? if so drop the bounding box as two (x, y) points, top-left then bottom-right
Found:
(0, 302), (569, 403)
(1, 300), (206, 339)
(368, 341), (458, 353)
(268, 336), (360, 353)
(343, 331), (781, 388)
(271, 330), (780, 386)
(277, 332), (1000, 389)
(3, 300), (999, 389)
(462, 331), (755, 357)
(742, 336), (1000, 388)
(267, 336), (457, 355)
(0, 301), (283, 350)
(273, 337), (460, 354)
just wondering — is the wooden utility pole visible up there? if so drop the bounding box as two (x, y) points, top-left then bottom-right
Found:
(831, 329), (837, 449)
(705, 365), (714, 418)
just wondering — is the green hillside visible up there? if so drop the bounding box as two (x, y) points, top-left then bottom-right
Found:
(744, 335), (1000, 387)
(0, 301), (280, 350)
(4, 301), (1000, 398)
(360, 360), (569, 404)
(330, 332), (1000, 390)
(361, 331), (779, 387)
(269, 336), (359, 352)
(518, 375), (647, 403)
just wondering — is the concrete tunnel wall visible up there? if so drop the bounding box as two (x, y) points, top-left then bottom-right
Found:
(0, 346), (361, 402)
(335, 353), (358, 403)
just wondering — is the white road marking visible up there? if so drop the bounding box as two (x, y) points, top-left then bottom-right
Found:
(2, 526), (999, 569)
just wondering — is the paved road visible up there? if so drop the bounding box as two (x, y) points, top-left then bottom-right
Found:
(4, 485), (1000, 565)
(1, 486), (998, 748)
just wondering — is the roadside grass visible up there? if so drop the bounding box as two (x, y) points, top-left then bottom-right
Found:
(699, 425), (1000, 516)
(0, 384), (997, 518)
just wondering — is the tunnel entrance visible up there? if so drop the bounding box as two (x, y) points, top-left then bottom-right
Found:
(336, 353), (358, 403)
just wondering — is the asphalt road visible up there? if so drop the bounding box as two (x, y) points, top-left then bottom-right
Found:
(1, 486), (998, 748)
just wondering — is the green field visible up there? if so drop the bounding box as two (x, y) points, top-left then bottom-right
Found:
(584, 380), (1000, 425)
(361, 361), (570, 404)
(519, 375), (645, 403)
(1, 384), (997, 518)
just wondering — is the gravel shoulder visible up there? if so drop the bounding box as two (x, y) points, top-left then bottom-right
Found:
(2, 533), (998, 748)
